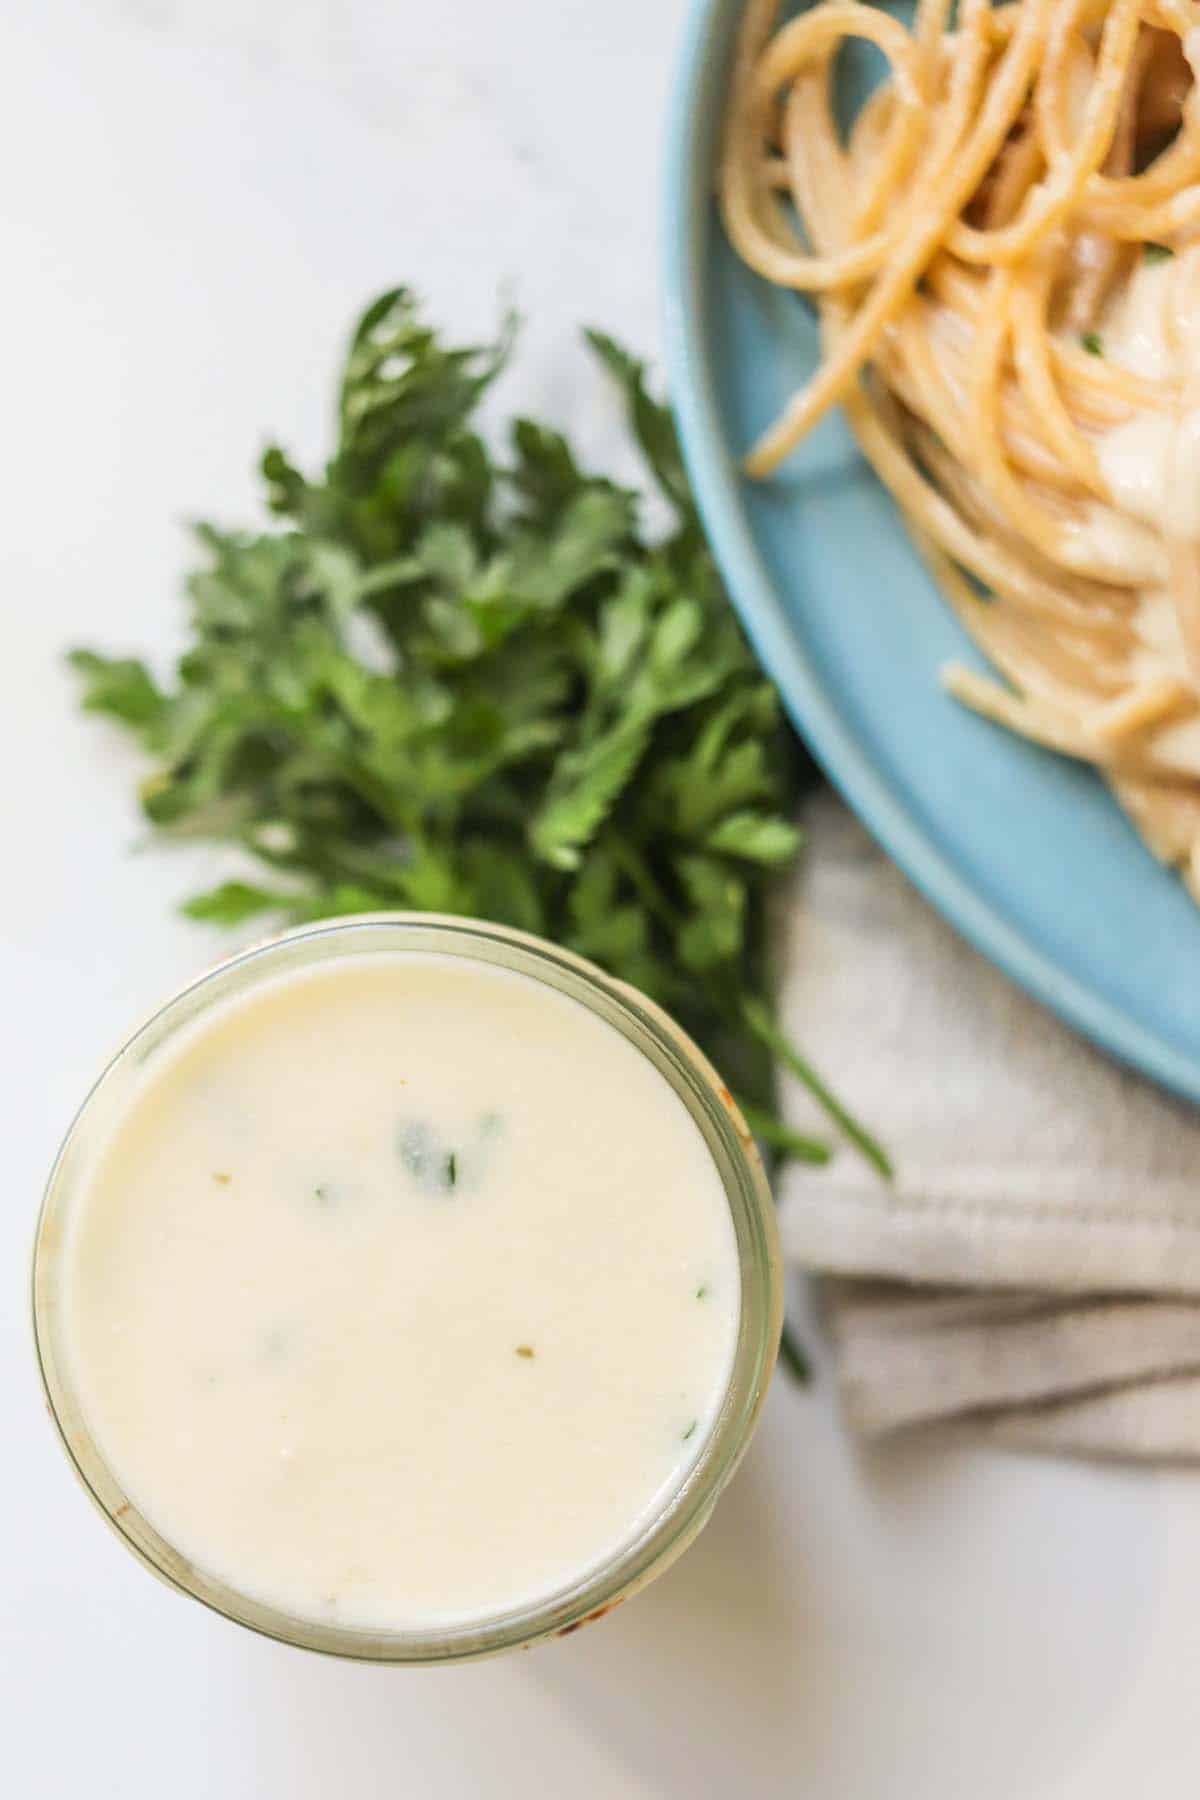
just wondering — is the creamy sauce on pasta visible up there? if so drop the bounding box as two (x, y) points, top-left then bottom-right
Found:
(1095, 253), (1200, 543)
(61, 953), (740, 1631)
(1082, 251), (1200, 774)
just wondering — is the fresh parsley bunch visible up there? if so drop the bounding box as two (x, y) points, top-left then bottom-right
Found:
(71, 288), (885, 1184)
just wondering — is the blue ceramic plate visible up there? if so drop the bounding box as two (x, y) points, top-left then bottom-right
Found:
(662, 0), (1200, 1104)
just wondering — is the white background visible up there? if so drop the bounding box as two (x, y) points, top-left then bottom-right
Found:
(4, 2), (1200, 1793)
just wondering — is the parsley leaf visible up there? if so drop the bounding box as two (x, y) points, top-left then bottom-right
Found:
(67, 650), (169, 743)
(70, 289), (887, 1189)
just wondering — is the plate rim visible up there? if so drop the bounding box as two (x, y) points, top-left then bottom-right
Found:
(660, 0), (1200, 1108)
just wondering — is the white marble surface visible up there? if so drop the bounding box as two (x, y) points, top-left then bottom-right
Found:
(4, 2), (1200, 1793)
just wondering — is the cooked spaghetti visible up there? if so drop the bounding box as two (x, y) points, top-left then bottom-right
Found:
(721, 0), (1200, 898)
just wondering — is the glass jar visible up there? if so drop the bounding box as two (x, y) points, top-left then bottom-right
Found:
(32, 914), (781, 1662)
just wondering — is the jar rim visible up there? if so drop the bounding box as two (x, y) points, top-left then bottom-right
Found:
(32, 913), (782, 1663)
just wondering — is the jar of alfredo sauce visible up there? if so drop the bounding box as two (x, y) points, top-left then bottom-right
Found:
(33, 916), (781, 1661)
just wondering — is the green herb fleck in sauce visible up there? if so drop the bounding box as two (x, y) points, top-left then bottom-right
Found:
(1144, 242), (1174, 264)
(397, 1113), (501, 1195)
(695, 1283), (710, 1301)
(1081, 331), (1104, 357)
(681, 1420), (697, 1442)
(398, 1121), (433, 1183)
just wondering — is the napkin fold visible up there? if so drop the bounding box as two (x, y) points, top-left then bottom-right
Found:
(777, 793), (1200, 1461)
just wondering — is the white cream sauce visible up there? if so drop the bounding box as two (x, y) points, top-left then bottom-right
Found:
(1059, 248), (1200, 769)
(62, 952), (741, 1631)
(1094, 251), (1200, 541)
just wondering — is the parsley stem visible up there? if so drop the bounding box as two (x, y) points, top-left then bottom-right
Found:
(608, 835), (682, 929)
(354, 557), (423, 598)
(735, 1098), (830, 1166)
(742, 996), (893, 1181)
(778, 1320), (811, 1383)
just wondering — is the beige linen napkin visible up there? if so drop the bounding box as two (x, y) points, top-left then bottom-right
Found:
(777, 792), (1200, 1460)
